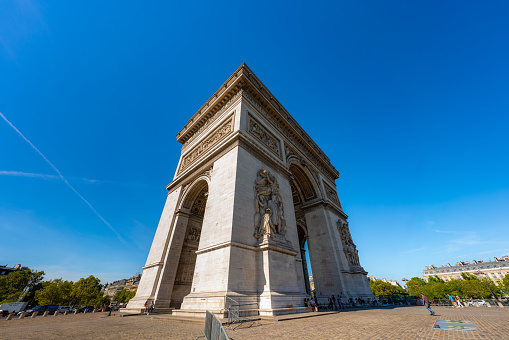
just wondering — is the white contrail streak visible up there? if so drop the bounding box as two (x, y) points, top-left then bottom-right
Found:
(0, 111), (126, 245)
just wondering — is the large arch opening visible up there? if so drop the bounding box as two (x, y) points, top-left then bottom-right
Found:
(290, 163), (318, 296)
(170, 181), (208, 308)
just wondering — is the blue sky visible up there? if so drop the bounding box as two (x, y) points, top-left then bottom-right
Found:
(1, 1), (508, 285)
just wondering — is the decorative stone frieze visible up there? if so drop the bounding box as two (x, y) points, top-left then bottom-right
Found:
(324, 182), (341, 208)
(244, 90), (334, 181)
(182, 91), (242, 149)
(178, 116), (234, 174)
(247, 114), (281, 158)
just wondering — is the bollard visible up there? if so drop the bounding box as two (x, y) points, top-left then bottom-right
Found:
(54, 310), (59, 316)
(6, 312), (14, 320)
(31, 311), (37, 318)
(74, 308), (78, 314)
(19, 311), (26, 319)
(84, 308), (88, 314)
(64, 310), (69, 315)
(43, 310), (50, 317)
(93, 308), (97, 313)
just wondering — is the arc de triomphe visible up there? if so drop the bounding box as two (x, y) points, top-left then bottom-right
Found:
(125, 63), (372, 316)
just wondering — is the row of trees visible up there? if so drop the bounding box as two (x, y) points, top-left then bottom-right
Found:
(406, 273), (509, 300)
(369, 280), (407, 297)
(0, 269), (136, 307)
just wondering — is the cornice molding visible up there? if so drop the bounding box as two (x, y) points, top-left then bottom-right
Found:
(176, 63), (339, 180)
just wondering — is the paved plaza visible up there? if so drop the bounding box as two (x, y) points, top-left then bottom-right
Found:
(1, 306), (508, 339)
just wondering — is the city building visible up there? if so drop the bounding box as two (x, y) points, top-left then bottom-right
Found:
(423, 256), (509, 285)
(367, 276), (404, 289)
(102, 274), (141, 299)
(0, 264), (29, 277)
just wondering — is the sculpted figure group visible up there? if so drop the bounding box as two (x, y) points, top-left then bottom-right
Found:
(253, 169), (286, 238)
(337, 221), (360, 266)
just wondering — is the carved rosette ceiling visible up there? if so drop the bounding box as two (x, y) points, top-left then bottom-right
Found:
(178, 116), (234, 174)
(247, 114), (281, 158)
(253, 169), (287, 239)
(337, 220), (360, 267)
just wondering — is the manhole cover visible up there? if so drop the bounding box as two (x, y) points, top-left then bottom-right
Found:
(433, 319), (480, 332)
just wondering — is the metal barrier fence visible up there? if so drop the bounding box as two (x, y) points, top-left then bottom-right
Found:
(430, 298), (507, 307)
(225, 296), (259, 328)
(196, 311), (229, 340)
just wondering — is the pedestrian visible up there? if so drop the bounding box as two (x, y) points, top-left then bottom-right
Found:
(328, 295), (333, 310)
(144, 301), (148, 314)
(310, 298), (316, 312)
(306, 298), (312, 311)
(337, 295), (343, 309)
(455, 296), (464, 308)
(448, 294), (457, 308)
(332, 295), (337, 310)
(421, 293), (435, 316)
(148, 301), (154, 313)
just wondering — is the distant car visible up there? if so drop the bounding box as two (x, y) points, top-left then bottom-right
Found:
(70, 306), (86, 313)
(21, 305), (59, 316)
(58, 306), (71, 313)
(0, 310), (11, 317)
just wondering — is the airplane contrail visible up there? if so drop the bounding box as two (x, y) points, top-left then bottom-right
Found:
(0, 111), (127, 245)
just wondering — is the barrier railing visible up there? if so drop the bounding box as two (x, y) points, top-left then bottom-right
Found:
(195, 311), (229, 340)
(225, 296), (259, 329)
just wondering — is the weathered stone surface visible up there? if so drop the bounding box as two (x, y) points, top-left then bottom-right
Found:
(126, 63), (372, 317)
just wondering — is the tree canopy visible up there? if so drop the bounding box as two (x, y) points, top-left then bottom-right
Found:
(113, 289), (136, 303)
(0, 269), (45, 304)
(369, 280), (407, 297)
(405, 275), (503, 299)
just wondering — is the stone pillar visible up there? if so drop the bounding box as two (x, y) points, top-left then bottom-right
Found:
(6, 313), (14, 320)
(124, 187), (183, 313)
(151, 211), (190, 309)
(43, 310), (50, 317)
(19, 312), (26, 319)
(304, 207), (346, 300)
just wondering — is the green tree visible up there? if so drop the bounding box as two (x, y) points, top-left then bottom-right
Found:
(95, 295), (111, 307)
(35, 279), (74, 305)
(113, 289), (136, 303)
(369, 280), (406, 297)
(502, 273), (509, 294)
(405, 277), (426, 297)
(0, 269), (45, 303)
(72, 276), (103, 306)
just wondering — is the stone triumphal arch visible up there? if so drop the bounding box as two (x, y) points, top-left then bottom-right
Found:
(126, 64), (372, 316)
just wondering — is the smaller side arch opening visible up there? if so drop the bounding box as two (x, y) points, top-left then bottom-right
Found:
(171, 180), (209, 308)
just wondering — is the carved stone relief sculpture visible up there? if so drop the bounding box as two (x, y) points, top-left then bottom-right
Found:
(248, 115), (281, 157)
(253, 169), (287, 238)
(337, 220), (360, 267)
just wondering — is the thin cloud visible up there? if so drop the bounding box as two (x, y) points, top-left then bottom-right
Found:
(0, 170), (156, 188)
(432, 229), (457, 234)
(403, 247), (426, 253)
(0, 170), (59, 180)
(0, 111), (126, 245)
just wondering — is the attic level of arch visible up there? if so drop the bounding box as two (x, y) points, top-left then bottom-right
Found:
(175, 64), (338, 181)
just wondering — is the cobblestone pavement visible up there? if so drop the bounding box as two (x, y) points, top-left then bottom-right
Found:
(1, 306), (508, 339)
